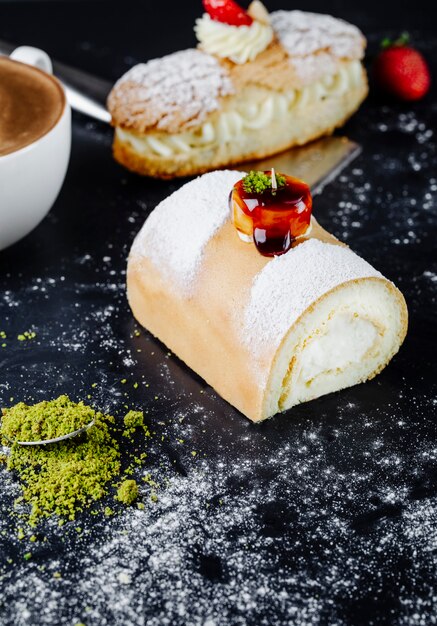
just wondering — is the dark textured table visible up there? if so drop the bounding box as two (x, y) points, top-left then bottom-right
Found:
(0, 2), (436, 625)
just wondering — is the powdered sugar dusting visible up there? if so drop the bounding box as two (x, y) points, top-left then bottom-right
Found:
(271, 10), (364, 59)
(3, 396), (437, 626)
(108, 49), (234, 133)
(245, 239), (382, 353)
(289, 52), (339, 85)
(271, 10), (365, 84)
(131, 170), (244, 292)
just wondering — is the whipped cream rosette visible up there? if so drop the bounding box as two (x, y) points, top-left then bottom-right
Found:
(195, 1), (274, 65)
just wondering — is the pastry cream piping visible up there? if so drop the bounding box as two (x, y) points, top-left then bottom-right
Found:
(195, 13), (273, 64)
(116, 60), (363, 158)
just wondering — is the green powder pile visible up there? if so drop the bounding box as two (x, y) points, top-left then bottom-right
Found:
(1, 395), (94, 443)
(116, 479), (139, 505)
(0, 396), (149, 527)
(124, 410), (144, 430)
(123, 410), (150, 439)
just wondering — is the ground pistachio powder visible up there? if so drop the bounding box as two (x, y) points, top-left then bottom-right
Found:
(1, 395), (93, 443)
(0, 396), (148, 527)
(123, 409), (149, 439)
(116, 479), (139, 505)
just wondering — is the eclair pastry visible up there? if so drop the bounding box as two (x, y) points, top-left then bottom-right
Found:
(108, 3), (368, 179)
(127, 170), (408, 421)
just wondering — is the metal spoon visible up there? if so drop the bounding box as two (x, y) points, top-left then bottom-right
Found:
(2, 420), (95, 446)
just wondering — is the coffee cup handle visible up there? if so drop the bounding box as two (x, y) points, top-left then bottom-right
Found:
(10, 46), (53, 74)
(9, 44), (111, 124)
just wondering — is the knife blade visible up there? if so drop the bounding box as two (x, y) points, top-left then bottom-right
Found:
(0, 38), (361, 188)
(243, 136), (362, 194)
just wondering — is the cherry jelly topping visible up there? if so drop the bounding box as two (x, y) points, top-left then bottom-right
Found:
(230, 172), (312, 256)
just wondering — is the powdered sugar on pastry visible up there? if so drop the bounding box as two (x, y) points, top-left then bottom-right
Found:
(131, 170), (244, 291)
(244, 239), (382, 354)
(289, 52), (339, 87)
(271, 10), (364, 58)
(270, 10), (365, 84)
(108, 49), (234, 134)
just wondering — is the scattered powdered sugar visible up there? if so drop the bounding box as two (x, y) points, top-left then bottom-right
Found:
(423, 270), (437, 284)
(2, 388), (437, 625)
(327, 107), (437, 247)
(131, 170), (244, 292)
(108, 49), (234, 133)
(244, 239), (382, 353)
(271, 10), (364, 84)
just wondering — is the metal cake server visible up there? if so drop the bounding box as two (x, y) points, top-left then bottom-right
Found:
(241, 136), (361, 195)
(0, 38), (361, 191)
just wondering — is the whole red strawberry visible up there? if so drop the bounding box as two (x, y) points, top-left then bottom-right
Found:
(373, 33), (431, 101)
(203, 0), (253, 26)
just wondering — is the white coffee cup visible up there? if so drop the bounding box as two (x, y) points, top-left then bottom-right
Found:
(0, 47), (71, 251)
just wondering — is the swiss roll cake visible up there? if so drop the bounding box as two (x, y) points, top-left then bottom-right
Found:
(108, 4), (368, 179)
(127, 170), (408, 421)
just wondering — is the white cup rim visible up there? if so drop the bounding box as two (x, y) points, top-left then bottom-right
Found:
(0, 56), (68, 162)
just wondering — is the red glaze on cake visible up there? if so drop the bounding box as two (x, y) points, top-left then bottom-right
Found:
(230, 170), (312, 256)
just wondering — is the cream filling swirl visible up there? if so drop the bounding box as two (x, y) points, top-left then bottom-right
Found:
(297, 313), (378, 385)
(194, 13), (273, 64)
(116, 60), (363, 159)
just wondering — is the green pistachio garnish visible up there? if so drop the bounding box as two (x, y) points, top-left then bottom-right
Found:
(1, 395), (94, 443)
(241, 170), (286, 194)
